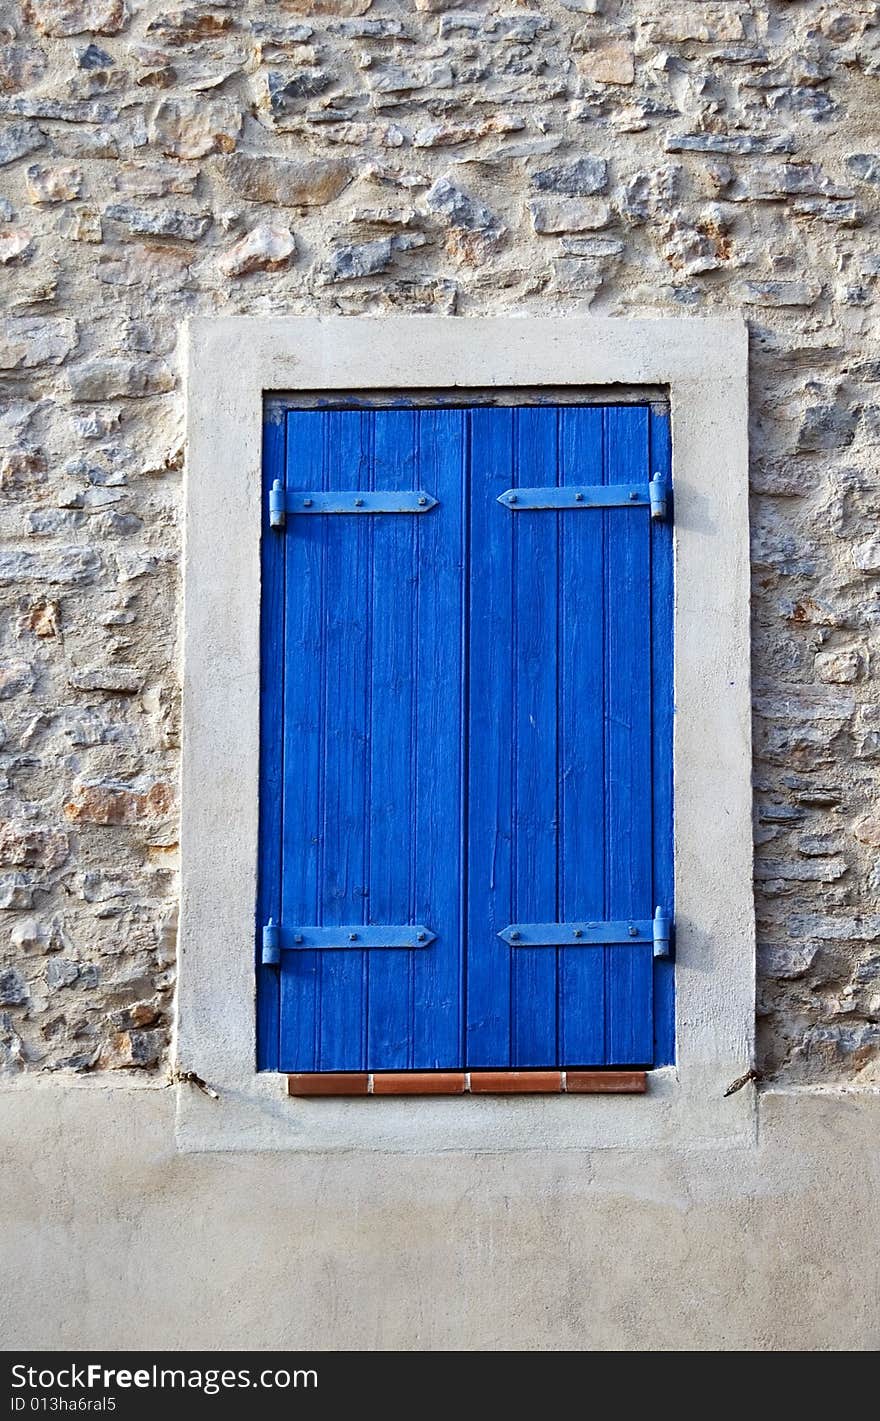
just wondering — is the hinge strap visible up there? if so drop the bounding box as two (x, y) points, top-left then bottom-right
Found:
(262, 924), (436, 958)
(500, 908), (673, 958)
(498, 473), (669, 521)
(269, 481), (438, 527)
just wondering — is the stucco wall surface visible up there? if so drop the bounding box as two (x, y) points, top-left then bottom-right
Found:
(0, 1084), (878, 1350)
(1, 0), (880, 1086)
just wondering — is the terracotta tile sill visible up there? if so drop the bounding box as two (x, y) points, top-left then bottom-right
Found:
(287, 1070), (647, 1097)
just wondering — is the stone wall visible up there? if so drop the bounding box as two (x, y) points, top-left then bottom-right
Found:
(1, 0), (878, 1083)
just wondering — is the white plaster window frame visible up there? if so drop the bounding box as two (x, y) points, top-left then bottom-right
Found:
(177, 315), (755, 1154)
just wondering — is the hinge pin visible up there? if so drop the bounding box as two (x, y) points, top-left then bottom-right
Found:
(649, 474), (668, 522)
(269, 479), (286, 530)
(262, 918), (281, 966)
(653, 906), (672, 958)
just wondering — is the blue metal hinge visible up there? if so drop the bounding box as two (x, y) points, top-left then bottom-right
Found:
(261, 922), (435, 962)
(652, 906), (672, 959)
(498, 907), (673, 959)
(498, 473), (669, 522)
(269, 480), (438, 528)
(262, 918), (281, 966)
(648, 474), (668, 522)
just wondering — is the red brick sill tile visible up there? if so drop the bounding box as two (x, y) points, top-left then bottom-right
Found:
(287, 1070), (647, 1097)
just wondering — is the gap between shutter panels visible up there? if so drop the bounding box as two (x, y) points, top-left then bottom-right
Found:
(258, 401), (672, 1076)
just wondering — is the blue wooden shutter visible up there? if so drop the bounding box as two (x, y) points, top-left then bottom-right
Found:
(258, 402), (673, 1072)
(466, 405), (673, 1068)
(259, 408), (466, 1072)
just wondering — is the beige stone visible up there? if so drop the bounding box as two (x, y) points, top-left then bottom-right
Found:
(63, 779), (175, 826)
(150, 98), (242, 160)
(58, 207), (103, 243)
(0, 230), (32, 263)
(0, 825), (68, 870)
(853, 815), (880, 848)
(0, 45), (47, 93)
(25, 165), (83, 204)
(282, 0), (371, 12)
(815, 649), (862, 684)
(218, 224), (296, 277)
(22, 0), (127, 36)
(579, 42), (636, 85)
(218, 155), (353, 207)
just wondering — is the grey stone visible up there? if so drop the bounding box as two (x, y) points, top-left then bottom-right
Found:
(104, 204), (211, 241)
(0, 122), (45, 167)
(758, 945), (820, 980)
(0, 318), (78, 370)
(847, 153), (880, 184)
(0, 96), (118, 123)
(0, 876), (35, 911)
(332, 18), (406, 36)
(68, 666), (142, 693)
(737, 280), (822, 307)
(0, 662), (35, 700)
(532, 157), (608, 196)
(77, 43), (113, 68)
(248, 20), (313, 42)
(0, 549), (101, 585)
(788, 914), (880, 942)
(666, 132), (797, 156)
(425, 177), (502, 236)
(68, 358), (174, 401)
(530, 198), (611, 233)
(266, 69), (331, 115)
(0, 1013), (25, 1070)
(796, 403), (860, 452)
(45, 959), (80, 990)
(327, 238), (394, 281)
(0, 969), (27, 1006)
(755, 857), (848, 883)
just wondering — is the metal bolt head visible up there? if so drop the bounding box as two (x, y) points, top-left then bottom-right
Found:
(348, 932), (358, 942)
(355, 497), (364, 507)
(510, 929), (521, 941)
(629, 491), (638, 501)
(573, 928), (583, 939)
(294, 934), (304, 944)
(418, 495), (427, 506)
(628, 924), (638, 937)
(508, 493), (518, 504)
(416, 931), (426, 942)
(303, 498), (313, 507)
(575, 492), (584, 502)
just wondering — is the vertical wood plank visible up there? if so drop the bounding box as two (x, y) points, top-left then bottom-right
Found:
(412, 408), (466, 1068)
(650, 405), (675, 1066)
(510, 407), (559, 1065)
(256, 409), (285, 1071)
(558, 405), (606, 1065)
(279, 411), (326, 1071)
(316, 411), (371, 1070)
(466, 407), (514, 1067)
(604, 406), (654, 1064)
(367, 409), (418, 1068)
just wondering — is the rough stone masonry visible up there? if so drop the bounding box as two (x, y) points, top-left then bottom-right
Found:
(0, 0), (878, 1083)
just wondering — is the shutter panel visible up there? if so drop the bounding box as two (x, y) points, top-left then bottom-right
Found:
(258, 400), (673, 1074)
(465, 404), (672, 1068)
(264, 407), (466, 1072)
